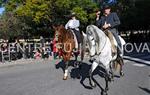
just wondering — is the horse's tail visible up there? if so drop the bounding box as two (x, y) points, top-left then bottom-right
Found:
(113, 55), (124, 71)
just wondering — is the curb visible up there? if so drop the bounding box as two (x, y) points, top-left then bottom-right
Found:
(0, 59), (33, 67)
(0, 56), (149, 68)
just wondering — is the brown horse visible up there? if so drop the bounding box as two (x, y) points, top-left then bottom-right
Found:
(53, 25), (84, 80)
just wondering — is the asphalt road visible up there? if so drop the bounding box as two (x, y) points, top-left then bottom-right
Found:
(0, 58), (149, 95)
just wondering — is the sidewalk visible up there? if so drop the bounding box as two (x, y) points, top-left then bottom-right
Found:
(0, 59), (58, 67)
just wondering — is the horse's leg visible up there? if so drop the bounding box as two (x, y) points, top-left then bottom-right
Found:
(101, 65), (111, 95)
(100, 63), (113, 95)
(63, 52), (73, 80)
(119, 57), (124, 77)
(109, 61), (114, 81)
(76, 43), (84, 68)
(73, 51), (79, 67)
(63, 61), (69, 80)
(89, 61), (98, 88)
(103, 73), (109, 95)
(116, 55), (124, 77)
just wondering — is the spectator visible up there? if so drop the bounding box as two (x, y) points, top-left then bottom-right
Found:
(52, 38), (58, 59)
(40, 36), (45, 47)
(45, 41), (52, 57)
(34, 48), (42, 59)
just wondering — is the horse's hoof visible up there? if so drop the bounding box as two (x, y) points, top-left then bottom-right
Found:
(73, 62), (78, 68)
(110, 74), (114, 81)
(107, 76), (112, 82)
(120, 72), (124, 77)
(105, 87), (109, 91)
(102, 91), (108, 95)
(91, 84), (96, 88)
(77, 75), (81, 79)
(63, 76), (68, 80)
(89, 82), (96, 88)
(55, 64), (59, 69)
(111, 77), (114, 82)
(73, 64), (77, 68)
(73, 61), (80, 68)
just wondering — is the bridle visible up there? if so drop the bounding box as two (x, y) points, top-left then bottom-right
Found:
(55, 30), (59, 41)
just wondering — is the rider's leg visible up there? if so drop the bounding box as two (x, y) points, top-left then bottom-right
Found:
(105, 30), (117, 54)
(73, 30), (82, 44)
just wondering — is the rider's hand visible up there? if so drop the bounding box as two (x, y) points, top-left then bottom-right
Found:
(103, 23), (111, 29)
(103, 24), (108, 29)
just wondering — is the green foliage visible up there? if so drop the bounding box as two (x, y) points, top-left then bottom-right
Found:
(72, 7), (88, 23)
(0, 0), (99, 38)
(55, 0), (71, 9)
(1, 0), (149, 39)
(0, 12), (29, 39)
(117, 0), (150, 31)
(16, 0), (51, 23)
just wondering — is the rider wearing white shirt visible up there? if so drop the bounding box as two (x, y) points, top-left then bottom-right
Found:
(65, 17), (80, 31)
(65, 13), (81, 44)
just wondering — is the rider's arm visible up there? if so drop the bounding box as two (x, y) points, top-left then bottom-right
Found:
(65, 20), (70, 29)
(96, 17), (102, 28)
(109, 12), (120, 28)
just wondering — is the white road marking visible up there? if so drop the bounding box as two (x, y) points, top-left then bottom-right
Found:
(132, 63), (146, 67)
(124, 56), (150, 65)
(124, 60), (129, 63)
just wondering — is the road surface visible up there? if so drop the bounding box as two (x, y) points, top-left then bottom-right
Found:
(0, 58), (149, 95)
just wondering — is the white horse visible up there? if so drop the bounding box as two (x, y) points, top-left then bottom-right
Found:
(82, 25), (126, 95)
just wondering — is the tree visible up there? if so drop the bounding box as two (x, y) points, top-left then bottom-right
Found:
(1, 0), (98, 38)
(0, 12), (30, 40)
(117, 0), (150, 31)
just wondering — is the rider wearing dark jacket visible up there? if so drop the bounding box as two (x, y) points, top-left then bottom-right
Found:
(96, 5), (122, 53)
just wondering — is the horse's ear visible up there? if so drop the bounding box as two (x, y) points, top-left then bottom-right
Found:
(60, 24), (64, 28)
(52, 25), (57, 30)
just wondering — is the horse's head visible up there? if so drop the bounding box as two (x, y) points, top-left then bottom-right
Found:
(86, 25), (97, 57)
(53, 25), (64, 42)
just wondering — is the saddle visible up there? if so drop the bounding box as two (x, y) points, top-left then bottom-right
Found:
(104, 30), (117, 56)
(70, 29), (82, 49)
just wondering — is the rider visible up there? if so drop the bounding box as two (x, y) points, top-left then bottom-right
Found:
(65, 12), (82, 45)
(96, 5), (122, 54)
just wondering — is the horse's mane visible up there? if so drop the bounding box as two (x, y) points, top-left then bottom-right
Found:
(91, 25), (106, 37)
(86, 25), (107, 54)
(57, 25), (74, 42)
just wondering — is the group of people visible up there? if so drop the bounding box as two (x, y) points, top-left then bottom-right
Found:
(0, 39), (61, 63)
(34, 40), (61, 60)
(65, 5), (122, 54)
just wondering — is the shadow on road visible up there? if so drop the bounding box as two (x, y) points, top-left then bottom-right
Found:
(55, 59), (80, 74)
(139, 86), (150, 94)
(70, 61), (110, 94)
(55, 60), (119, 95)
